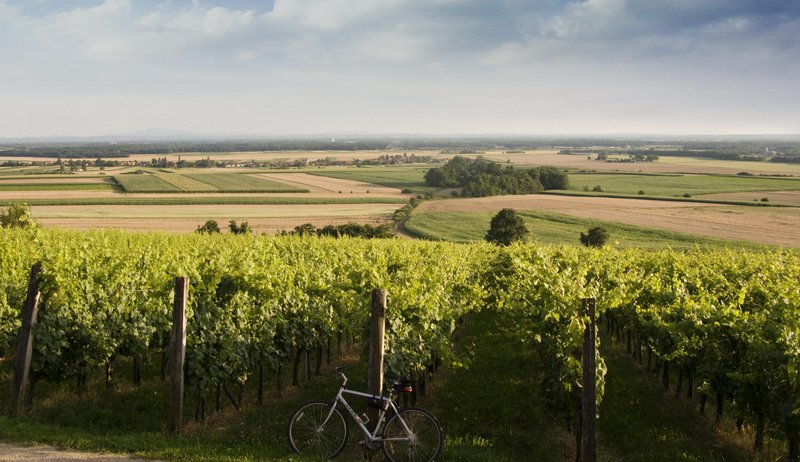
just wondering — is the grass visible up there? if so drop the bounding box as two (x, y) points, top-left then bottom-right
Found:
(0, 183), (111, 191)
(310, 168), (436, 194)
(113, 173), (307, 193)
(183, 174), (306, 193)
(429, 310), (567, 461)
(113, 174), (183, 193)
(157, 174), (219, 192)
(597, 331), (783, 461)
(0, 349), (372, 461)
(0, 197), (407, 207)
(0, 311), (787, 461)
(567, 173), (800, 197)
(402, 210), (770, 250)
(657, 156), (800, 174)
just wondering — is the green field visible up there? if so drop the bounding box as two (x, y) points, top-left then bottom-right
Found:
(403, 210), (768, 249)
(311, 168), (435, 193)
(113, 174), (182, 192)
(0, 183), (111, 191)
(183, 173), (306, 193)
(113, 173), (307, 193)
(156, 174), (219, 191)
(566, 173), (800, 197)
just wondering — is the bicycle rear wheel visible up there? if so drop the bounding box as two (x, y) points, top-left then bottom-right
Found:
(382, 407), (443, 462)
(288, 401), (348, 459)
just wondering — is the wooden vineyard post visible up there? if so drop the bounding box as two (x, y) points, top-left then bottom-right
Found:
(367, 288), (387, 426)
(168, 277), (188, 434)
(9, 262), (43, 416)
(581, 297), (597, 462)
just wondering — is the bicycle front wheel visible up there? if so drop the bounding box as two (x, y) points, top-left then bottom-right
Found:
(287, 401), (348, 459)
(382, 407), (443, 462)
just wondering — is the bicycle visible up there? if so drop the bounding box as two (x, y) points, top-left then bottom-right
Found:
(287, 366), (443, 461)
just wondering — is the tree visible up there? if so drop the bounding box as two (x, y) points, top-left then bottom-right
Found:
(580, 227), (609, 248)
(485, 208), (529, 246)
(0, 203), (36, 229)
(423, 168), (449, 188)
(196, 220), (221, 234)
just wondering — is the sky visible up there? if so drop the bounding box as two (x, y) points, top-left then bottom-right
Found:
(1, 0), (799, 138)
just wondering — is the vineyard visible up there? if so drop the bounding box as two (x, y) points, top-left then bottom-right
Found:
(1, 229), (799, 460)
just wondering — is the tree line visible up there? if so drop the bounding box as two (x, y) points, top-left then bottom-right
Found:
(424, 156), (568, 196)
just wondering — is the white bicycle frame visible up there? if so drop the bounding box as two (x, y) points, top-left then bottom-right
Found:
(322, 374), (415, 446)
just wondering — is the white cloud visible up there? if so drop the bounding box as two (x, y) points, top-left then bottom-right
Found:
(0, 0), (798, 136)
(270, 0), (405, 31)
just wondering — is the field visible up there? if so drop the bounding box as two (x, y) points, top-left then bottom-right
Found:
(566, 172), (800, 197)
(403, 210), (768, 249)
(478, 150), (800, 175)
(32, 203), (399, 232)
(113, 174), (182, 192)
(411, 194), (800, 247)
(309, 168), (435, 193)
(0, 149), (798, 247)
(0, 175), (112, 191)
(255, 172), (407, 196)
(113, 173), (307, 193)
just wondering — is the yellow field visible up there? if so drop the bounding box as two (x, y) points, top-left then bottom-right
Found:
(32, 203), (398, 233)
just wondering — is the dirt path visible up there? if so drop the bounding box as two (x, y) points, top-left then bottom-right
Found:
(0, 443), (156, 462)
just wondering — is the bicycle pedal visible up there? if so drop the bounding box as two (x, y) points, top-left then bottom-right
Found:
(357, 439), (381, 451)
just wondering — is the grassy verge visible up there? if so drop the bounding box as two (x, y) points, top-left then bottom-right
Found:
(429, 309), (568, 461)
(597, 331), (784, 461)
(402, 210), (771, 250)
(0, 349), (374, 461)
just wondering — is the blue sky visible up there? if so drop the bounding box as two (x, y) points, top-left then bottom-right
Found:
(1, 0), (798, 137)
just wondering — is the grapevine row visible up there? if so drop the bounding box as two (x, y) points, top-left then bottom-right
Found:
(1, 228), (799, 458)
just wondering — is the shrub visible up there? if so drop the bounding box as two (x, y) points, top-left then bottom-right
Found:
(196, 220), (221, 234)
(0, 203), (36, 229)
(592, 185), (603, 192)
(580, 226), (609, 248)
(229, 220), (252, 235)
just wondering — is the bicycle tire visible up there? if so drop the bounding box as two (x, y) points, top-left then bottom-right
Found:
(287, 401), (349, 459)
(382, 407), (443, 462)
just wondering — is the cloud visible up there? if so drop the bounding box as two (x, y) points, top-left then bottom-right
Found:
(0, 0), (798, 136)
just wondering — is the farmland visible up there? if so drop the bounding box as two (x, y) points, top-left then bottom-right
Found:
(566, 172), (800, 197)
(408, 194), (800, 247)
(403, 210), (770, 250)
(1, 144), (800, 462)
(0, 229), (797, 462)
(0, 148), (798, 246)
(113, 173), (308, 193)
